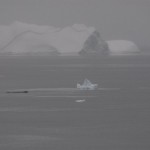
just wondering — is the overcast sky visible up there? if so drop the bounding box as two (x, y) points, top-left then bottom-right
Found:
(0, 0), (150, 49)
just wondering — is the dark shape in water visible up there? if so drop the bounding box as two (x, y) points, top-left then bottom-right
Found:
(6, 90), (29, 94)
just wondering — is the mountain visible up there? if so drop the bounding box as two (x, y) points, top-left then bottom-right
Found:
(0, 21), (60, 55)
(0, 22), (108, 56)
(0, 22), (140, 56)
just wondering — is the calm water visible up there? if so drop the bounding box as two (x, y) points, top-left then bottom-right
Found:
(0, 56), (150, 150)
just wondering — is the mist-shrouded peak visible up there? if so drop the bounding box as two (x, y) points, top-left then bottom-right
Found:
(0, 21), (109, 56)
(11, 21), (60, 35)
(72, 24), (95, 32)
(48, 24), (99, 54)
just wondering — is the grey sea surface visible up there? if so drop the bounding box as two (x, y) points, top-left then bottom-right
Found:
(0, 55), (150, 150)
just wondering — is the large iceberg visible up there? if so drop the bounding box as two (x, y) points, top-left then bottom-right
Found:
(107, 40), (140, 55)
(0, 21), (108, 55)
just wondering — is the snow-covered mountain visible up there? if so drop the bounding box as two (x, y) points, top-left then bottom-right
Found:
(0, 21), (60, 55)
(0, 21), (140, 56)
(0, 21), (108, 55)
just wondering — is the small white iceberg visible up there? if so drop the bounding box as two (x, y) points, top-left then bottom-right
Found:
(75, 99), (86, 103)
(77, 79), (98, 90)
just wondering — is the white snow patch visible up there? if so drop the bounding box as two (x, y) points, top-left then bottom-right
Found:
(107, 40), (140, 55)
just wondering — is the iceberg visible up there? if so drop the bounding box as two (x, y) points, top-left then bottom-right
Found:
(77, 79), (98, 90)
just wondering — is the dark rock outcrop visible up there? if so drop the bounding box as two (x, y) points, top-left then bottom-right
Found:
(79, 31), (109, 55)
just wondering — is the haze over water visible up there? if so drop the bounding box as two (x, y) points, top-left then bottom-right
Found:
(0, 55), (150, 150)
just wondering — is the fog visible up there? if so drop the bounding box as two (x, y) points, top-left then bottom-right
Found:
(0, 0), (150, 50)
